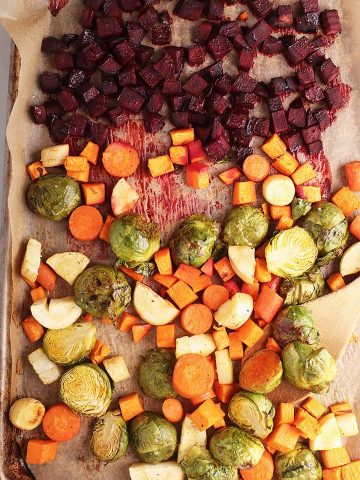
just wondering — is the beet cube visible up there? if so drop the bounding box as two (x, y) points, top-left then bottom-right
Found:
(215, 74), (232, 95)
(152, 23), (172, 45)
(201, 62), (223, 80)
(103, 77), (118, 95)
(154, 53), (176, 80)
(188, 113), (207, 126)
(281, 34), (296, 49)
(301, 0), (319, 13)
(249, 116), (270, 137)
(162, 80), (182, 96)
(183, 73), (209, 96)
(320, 10), (341, 36)
(174, 0), (204, 21)
(314, 108), (331, 131)
(231, 128), (252, 147)
(39, 72), (60, 94)
(208, 93), (229, 115)
(103, 0), (122, 18)
(277, 5), (293, 27)
(76, 29), (96, 50)
(139, 65), (163, 88)
(260, 36), (283, 55)
(49, 118), (70, 143)
(170, 111), (190, 128)
(270, 77), (288, 96)
(138, 7), (158, 32)
(108, 107), (129, 127)
(224, 111), (248, 129)
(77, 43), (104, 69)
(304, 83), (324, 103)
(248, 0), (272, 18)
(238, 49), (255, 72)
(68, 114), (88, 136)
(167, 95), (187, 111)
(61, 34), (78, 48)
(206, 0), (224, 20)
(126, 22), (146, 47)
(55, 51), (74, 70)
(207, 35), (232, 61)
(113, 41), (135, 65)
(189, 96), (205, 113)
(296, 62), (315, 85)
(196, 126), (211, 143)
(89, 122), (109, 147)
(325, 85), (344, 110)
(319, 58), (339, 84)
(287, 104), (306, 128)
(44, 101), (64, 119)
(312, 35), (328, 49)
(235, 93), (258, 112)
(135, 46), (155, 66)
(81, 85), (100, 103)
(164, 47), (185, 75)
(218, 21), (241, 38)
(192, 22), (213, 44)
(31, 105), (47, 125)
(117, 87), (146, 112)
(118, 66), (137, 87)
(307, 140), (323, 154)
(285, 36), (314, 65)
(143, 112), (165, 133)
(232, 72), (257, 93)
(233, 33), (248, 51)
(282, 131), (303, 152)
(87, 94), (108, 118)
(147, 92), (165, 113)
(57, 90), (79, 112)
(306, 50), (325, 67)
(245, 20), (272, 49)
(306, 109), (317, 127)
(254, 82), (270, 99)
(236, 147), (254, 163)
(271, 109), (288, 133)
(268, 97), (283, 112)
(84, 0), (104, 10)
(98, 56), (121, 75)
(211, 117), (225, 139)
(96, 17), (122, 38)
(159, 10), (172, 25)
(301, 124), (321, 144)
(187, 45), (207, 66)
(41, 36), (63, 54)
(81, 7), (96, 29)
(286, 77), (298, 93)
(120, 0), (142, 11)
(205, 135), (231, 160)
(295, 13), (319, 34)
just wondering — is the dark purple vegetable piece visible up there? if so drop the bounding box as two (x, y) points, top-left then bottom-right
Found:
(281, 34), (296, 49)
(147, 92), (165, 113)
(118, 66), (137, 87)
(44, 101), (64, 119)
(215, 74), (232, 95)
(231, 128), (252, 147)
(162, 80), (182, 96)
(164, 47), (185, 75)
(183, 73), (209, 96)
(49, 118), (70, 143)
(287, 101), (306, 128)
(211, 117), (225, 139)
(77, 43), (104, 69)
(224, 110), (248, 129)
(320, 10), (341, 36)
(206, 0), (224, 20)
(98, 56), (121, 75)
(201, 62), (223, 80)
(81, 85), (100, 103)
(260, 36), (283, 55)
(81, 7), (96, 29)
(196, 126), (211, 143)
(139, 65), (162, 89)
(248, 0), (272, 18)
(233, 33), (248, 51)
(306, 50), (325, 67)
(62, 34), (78, 47)
(301, 124), (321, 144)
(143, 111), (166, 133)
(304, 83), (324, 103)
(117, 87), (146, 112)
(55, 51), (74, 70)
(126, 22), (146, 47)
(285, 36), (314, 65)
(306, 109), (317, 127)
(174, 0), (204, 21)
(285, 76), (298, 93)
(96, 17), (122, 38)
(68, 114), (88, 136)
(159, 10), (172, 25)
(41, 36), (63, 54)
(301, 0), (319, 13)
(325, 85), (344, 110)
(103, 0), (122, 18)
(187, 45), (207, 67)
(205, 134), (231, 160)
(113, 41), (135, 65)
(232, 72), (257, 93)
(84, 0), (104, 11)
(282, 131), (303, 152)
(271, 109), (288, 133)
(188, 113), (207, 126)
(154, 53), (176, 80)
(314, 109), (331, 131)
(268, 97), (283, 113)
(208, 93), (229, 115)
(296, 62), (315, 85)
(120, 0), (142, 11)
(102, 77), (118, 95)
(170, 111), (190, 128)
(217, 21), (241, 38)
(87, 94), (108, 118)
(167, 95), (187, 111)
(192, 22), (213, 44)
(274, 5), (293, 28)
(238, 49), (255, 72)
(189, 96), (205, 113)
(135, 46), (155, 66)
(236, 147), (254, 163)
(245, 20), (272, 49)
(307, 140), (323, 154)
(207, 35), (232, 61)
(295, 13), (319, 34)
(56, 90), (79, 112)
(234, 93), (258, 112)
(254, 82), (270, 99)
(108, 107), (129, 127)
(31, 105), (47, 124)
(270, 77), (288, 96)
(39, 72), (60, 93)
(312, 35), (328, 49)
(89, 122), (109, 147)
(249, 116), (270, 137)
(152, 23), (172, 46)
(138, 7), (159, 32)
(319, 59), (339, 84)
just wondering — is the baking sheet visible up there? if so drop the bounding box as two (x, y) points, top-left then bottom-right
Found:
(0, 0), (360, 478)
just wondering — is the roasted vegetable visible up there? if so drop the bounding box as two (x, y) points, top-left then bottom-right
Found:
(170, 214), (220, 267)
(291, 197), (312, 220)
(273, 306), (320, 347)
(109, 213), (160, 267)
(46, 252), (90, 286)
(209, 426), (264, 469)
(9, 398), (45, 431)
(223, 206), (269, 248)
(239, 349), (283, 394)
(129, 462), (184, 480)
(43, 322), (97, 366)
(90, 410), (128, 462)
(282, 341), (336, 393)
(31, 296), (82, 330)
(21, 238), (42, 284)
(265, 227), (318, 278)
(60, 363), (112, 417)
(138, 349), (177, 401)
(133, 282), (179, 326)
(27, 174), (81, 221)
(28, 347), (63, 385)
(280, 268), (325, 306)
(130, 412), (178, 464)
(180, 445), (237, 480)
(74, 265), (131, 320)
(275, 445), (322, 480)
(228, 391), (275, 439)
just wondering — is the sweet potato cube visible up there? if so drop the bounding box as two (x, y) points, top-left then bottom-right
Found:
(201, 258), (214, 277)
(153, 274), (178, 288)
(30, 286), (47, 303)
(82, 183), (105, 205)
(235, 319), (264, 347)
(270, 205), (292, 220)
(170, 128), (195, 146)
(233, 181), (257, 205)
(66, 160), (90, 182)
(192, 274), (212, 293)
(332, 186), (360, 217)
(323, 467), (342, 480)
(294, 407), (319, 439)
(218, 167), (241, 185)
(99, 215), (115, 242)
(119, 392), (144, 421)
(272, 152), (299, 176)
(64, 156), (89, 172)
(342, 461), (360, 480)
(156, 324), (176, 348)
(214, 257), (235, 282)
(22, 316), (45, 343)
(186, 163), (209, 189)
(174, 263), (201, 288)
(189, 399), (225, 431)
(118, 312), (139, 332)
(277, 216), (294, 230)
(80, 141), (99, 165)
(212, 327), (230, 350)
(132, 324), (152, 344)
(169, 145), (189, 165)
(27, 161), (48, 180)
(155, 247), (173, 275)
(296, 185), (322, 203)
(321, 447), (351, 469)
(302, 397), (327, 419)
(89, 339), (111, 364)
(330, 401), (352, 416)
(167, 280), (198, 309)
(214, 381), (236, 404)
(148, 155), (174, 177)
(266, 424), (301, 453)
(228, 332), (244, 360)
(291, 161), (316, 185)
(274, 403), (295, 425)
(26, 439), (58, 465)
(120, 266), (144, 282)
(327, 272), (346, 292)
(262, 134), (287, 159)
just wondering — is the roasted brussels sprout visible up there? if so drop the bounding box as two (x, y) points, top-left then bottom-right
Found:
(209, 426), (264, 469)
(273, 306), (320, 348)
(265, 227), (318, 278)
(90, 410), (128, 462)
(138, 349), (177, 401)
(74, 265), (131, 320)
(228, 391), (275, 439)
(130, 412), (178, 464)
(60, 363), (112, 417)
(282, 341), (336, 393)
(280, 268), (325, 306)
(291, 198), (311, 220)
(180, 445), (237, 480)
(27, 174), (81, 221)
(300, 202), (349, 258)
(43, 322), (97, 366)
(109, 213), (160, 267)
(239, 349), (283, 394)
(170, 214), (220, 267)
(275, 445), (322, 480)
(223, 206), (269, 248)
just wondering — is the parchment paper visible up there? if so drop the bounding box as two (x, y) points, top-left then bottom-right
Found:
(1, 1), (360, 478)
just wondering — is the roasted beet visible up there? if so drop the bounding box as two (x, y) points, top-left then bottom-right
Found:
(306, 109), (317, 127)
(117, 87), (146, 112)
(56, 90), (79, 112)
(301, 124), (321, 144)
(31, 105), (47, 124)
(224, 110), (248, 129)
(320, 10), (341, 36)
(120, 0), (142, 11)
(147, 92), (165, 113)
(281, 34), (296, 49)
(271, 109), (288, 133)
(107, 107), (128, 127)
(296, 62), (315, 85)
(192, 22), (213, 44)
(271, 5), (293, 28)
(126, 22), (146, 47)
(49, 118), (70, 143)
(312, 35), (328, 49)
(245, 20), (272, 49)
(287, 100), (306, 128)
(260, 36), (283, 55)
(307, 140), (323, 154)
(135, 45), (155, 65)
(301, 0), (319, 13)
(314, 108), (331, 130)
(102, 77), (117, 96)
(164, 47), (185, 75)
(232, 72), (257, 93)
(205, 134), (231, 160)
(113, 41), (135, 65)
(89, 122), (109, 147)
(138, 6), (158, 32)
(188, 112), (207, 126)
(159, 10), (172, 25)
(248, 0), (272, 18)
(170, 111), (190, 128)
(238, 49), (255, 72)
(81, 7), (96, 28)
(44, 100), (64, 119)
(270, 77), (288, 96)
(282, 131), (303, 152)
(154, 53), (176, 79)
(187, 45), (207, 66)
(234, 93), (258, 112)
(206, 0), (224, 20)
(167, 95), (187, 111)
(196, 126), (211, 143)
(306, 49), (325, 67)
(183, 73), (209, 96)
(285, 36), (314, 65)
(84, 0), (104, 10)
(103, 0), (122, 18)
(208, 93), (229, 115)
(249, 116), (270, 137)
(211, 117), (225, 139)
(233, 33), (248, 51)
(76, 29), (96, 50)
(87, 94), (108, 118)
(295, 13), (319, 33)
(231, 128), (252, 146)
(215, 74), (232, 95)
(189, 96), (205, 113)
(81, 85), (100, 103)
(96, 17), (122, 38)
(218, 21), (241, 38)
(139, 66), (162, 89)
(98, 56), (121, 75)
(68, 114), (88, 136)
(41, 36), (63, 54)
(118, 66), (137, 87)
(152, 23), (172, 45)
(207, 35), (232, 61)
(55, 51), (74, 70)
(325, 85), (344, 110)
(304, 83), (324, 103)
(254, 81), (270, 99)
(319, 58), (339, 84)
(174, 0), (204, 20)
(201, 61), (223, 80)
(268, 97), (283, 112)
(62, 34), (78, 47)
(162, 80), (182, 96)
(77, 43), (104, 69)
(39, 72), (60, 93)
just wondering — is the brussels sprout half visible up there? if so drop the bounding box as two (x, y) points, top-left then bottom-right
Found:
(138, 349), (177, 401)
(228, 391), (275, 439)
(109, 213), (161, 268)
(291, 198), (311, 220)
(282, 341), (336, 393)
(74, 265), (131, 320)
(60, 364), (112, 417)
(275, 445), (322, 480)
(27, 174), (81, 221)
(90, 410), (128, 462)
(170, 214), (220, 268)
(43, 322), (97, 366)
(273, 306), (320, 348)
(180, 445), (237, 480)
(280, 268), (325, 306)
(223, 206), (269, 249)
(130, 412), (178, 464)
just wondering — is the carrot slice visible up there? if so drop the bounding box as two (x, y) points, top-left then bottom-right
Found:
(42, 403), (81, 442)
(202, 285), (229, 311)
(21, 316), (45, 343)
(102, 141), (140, 177)
(173, 353), (215, 399)
(240, 451), (274, 480)
(162, 398), (184, 423)
(180, 304), (213, 334)
(242, 154), (271, 182)
(36, 261), (56, 291)
(26, 439), (58, 465)
(69, 206), (103, 242)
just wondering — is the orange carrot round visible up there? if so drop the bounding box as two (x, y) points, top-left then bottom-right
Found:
(102, 141), (140, 177)
(173, 353), (215, 399)
(243, 154), (271, 182)
(42, 403), (81, 442)
(202, 285), (229, 311)
(69, 206), (103, 242)
(181, 304), (213, 334)
(240, 451), (274, 480)
(162, 398), (184, 423)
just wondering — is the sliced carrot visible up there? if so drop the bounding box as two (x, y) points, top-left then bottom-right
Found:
(228, 332), (244, 360)
(120, 266), (144, 282)
(99, 215), (115, 242)
(236, 319), (264, 348)
(262, 275), (282, 293)
(162, 398), (184, 423)
(242, 154), (271, 182)
(118, 312), (139, 332)
(173, 353), (215, 399)
(189, 399), (225, 431)
(102, 141), (140, 177)
(36, 261), (56, 291)
(240, 451), (274, 480)
(156, 324), (175, 348)
(332, 186), (360, 217)
(119, 393), (144, 421)
(327, 272), (346, 292)
(22, 316), (45, 343)
(274, 403), (295, 426)
(214, 257), (235, 282)
(241, 281), (259, 301)
(266, 337), (281, 354)
(345, 161), (360, 191)
(132, 324), (152, 344)
(181, 304), (213, 335)
(26, 439), (58, 465)
(42, 403), (81, 442)
(174, 263), (201, 288)
(254, 285), (284, 323)
(154, 247), (173, 275)
(27, 161), (48, 180)
(153, 273), (178, 288)
(82, 182), (106, 206)
(214, 381), (236, 404)
(69, 206), (103, 242)
(202, 285), (229, 311)
(190, 389), (216, 406)
(167, 280), (198, 309)
(21, 275), (38, 289)
(255, 258), (272, 283)
(89, 339), (111, 364)
(64, 156), (89, 172)
(270, 205), (291, 220)
(201, 258), (214, 277)
(192, 274), (212, 293)
(80, 141), (99, 165)
(30, 286), (47, 303)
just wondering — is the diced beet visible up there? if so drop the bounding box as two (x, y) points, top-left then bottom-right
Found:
(260, 36), (283, 55)
(103, 0), (122, 18)
(188, 113), (207, 126)
(49, 118), (70, 144)
(96, 17), (122, 38)
(68, 114), (88, 136)
(154, 53), (176, 80)
(81, 7), (96, 28)
(39, 72), (60, 94)
(319, 58), (339, 84)
(230, 128), (252, 147)
(167, 95), (187, 111)
(77, 43), (104, 69)
(224, 110), (248, 129)
(248, 0), (272, 18)
(187, 45), (207, 67)
(89, 122), (109, 146)
(254, 82), (270, 99)
(273, 5), (293, 28)
(113, 41), (135, 65)
(301, 124), (321, 144)
(249, 116), (270, 137)
(56, 90), (79, 112)
(215, 74), (232, 95)
(143, 111), (166, 133)
(147, 92), (165, 113)
(207, 93), (229, 115)
(81, 85), (100, 103)
(67, 70), (87, 90)
(139, 65), (163, 89)
(126, 22), (146, 47)
(205, 134), (231, 160)
(314, 108), (331, 131)
(234, 93), (258, 112)
(118, 66), (137, 87)
(306, 50), (325, 67)
(41, 36), (63, 54)
(301, 0), (319, 13)
(238, 49), (255, 72)
(287, 104), (306, 128)
(196, 126), (211, 143)
(174, 0), (204, 21)
(183, 73), (209, 96)
(133, 86), (149, 99)
(164, 47), (185, 75)
(135, 46), (155, 65)
(170, 111), (190, 128)
(325, 85), (344, 110)
(44, 101), (64, 120)
(201, 62), (223, 80)
(295, 13), (319, 34)
(312, 35), (328, 49)
(120, 0), (142, 11)
(217, 20), (241, 38)
(162, 80), (182, 96)
(192, 22), (213, 44)
(271, 109), (288, 133)
(75, 29), (96, 50)
(233, 33), (248, 51)
(285, 36), (314, 65)
(117, 87), (146, 112)
(84, 0), (104, 10)
(207, 35), (232, 61)
(211, 117), (225, 139)
(235, 147), (253, 163)
(152, 23), (172, 45)
(306, 109), (317, 127)
(268, 97), (283, 112)
(286, 76), (298, 92)
(206, 0), (224, 20)
(138, 7), (158, 32)
(304, 83), (324, 103)
(65, 136), (88, 156)
(55, 51), (74, 70)
(103, 77), (118, 96)
(87, 94), (108, 118)
(320, 10), (341, 36)
(31, 105), (47, 124)
(307, 140), (323, 154)
(108, 107), (129, 127)
(159, 10), (172, 25)
(281, 34), (296, 49)
(98, 56), (121, 75)
(232, 72), (257, 93)
(282, 131), (303, 152)
(245, 20), (272, 49)
(296, 62), (315, 85)
(189, 96), (205, 113)
(270, 77), (288, 96)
